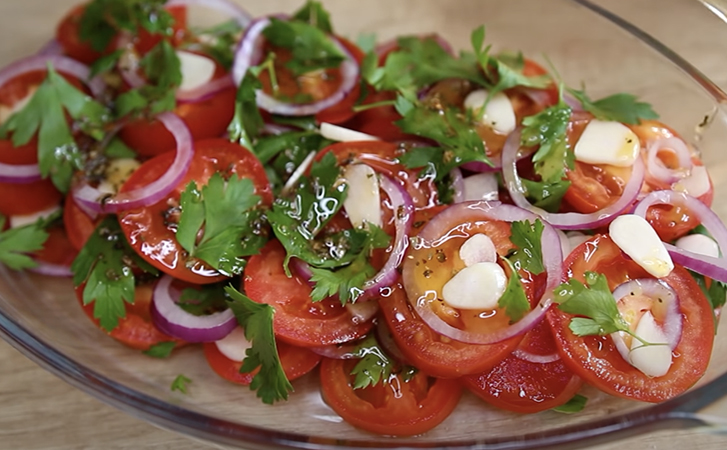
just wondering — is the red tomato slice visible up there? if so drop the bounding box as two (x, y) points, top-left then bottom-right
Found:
(118, 138), (272, 284)
(203, 339), (321, 385)
(119, 64), (236, 157)
(243, 240), (373, 347)
(547, 234), (714, 402)
(378, 283), (520, 378)
(63, 194), (101, 251)
(319, 357), (462, 436)
(32, 226), (77, 266)
(462, 321), (583, 414)
(56, 5), (107, 64)
(75, 283), (184, 351)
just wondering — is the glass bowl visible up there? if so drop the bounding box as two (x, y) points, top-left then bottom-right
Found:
(3, 0), (727, 448)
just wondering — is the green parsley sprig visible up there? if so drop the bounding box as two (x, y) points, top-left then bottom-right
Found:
(225, 285), (293, 404)
(176, 173), (268, 277)
(0, 65), (111, 192)
(71, 216), (158, 332)
(0, 214), (53, 271)
(568, 88), (659, 125)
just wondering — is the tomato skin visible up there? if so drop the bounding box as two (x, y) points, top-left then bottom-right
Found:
(119, 68), (236, 157)
(32, 226), (77, 266)
(462, 321), (583, 414)
(319, 357), (462, 436)
(203, 340), (321, 385)
(63, 194), (101, 251)
(75, 283), (183, 351)
(378, 283), (520, 378)
(243, 240), (373, 347)
(56, 5), (107, 64)
(118, 139), (272, 284)
(547, 234), (714, 402)
(313, 37), (364, 125)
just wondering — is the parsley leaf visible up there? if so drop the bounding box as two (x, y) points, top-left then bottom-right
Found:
(143, 341), (176, 358)
(292, 0), (334, 33)
(228, 71), (264, 150)
(308, 225), (390, 303)
(187, 20), (243, 70)
(554, 271), (631, 336)
(176, 173), (267, 277)
(568, 88), (659, 125)
(553, 394), (588, 414)
(485, 51), (551, 98)
(519, 178), (571, 213)
(177, 283), (229, 316)
(508, 219), (545, 275)
(263, 18), (345, 76)
(395, 95), (490, 180)
(0, 215), (50, 270)
(225, 285), (293, 404)
(349, 335), (393, 389)
(171, 374), (192, 394)
(498, 257), (531, 323)
(79, 0), (176, 52)
(71, 216), (157, 332)
(0, 65), (110, 192)
(267, 152), (347, 271)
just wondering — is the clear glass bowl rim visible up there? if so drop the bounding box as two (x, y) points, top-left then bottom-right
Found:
(3, 1), (727, 449)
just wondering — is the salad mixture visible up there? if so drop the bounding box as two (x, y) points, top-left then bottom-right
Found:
(1, 0), (725, 437)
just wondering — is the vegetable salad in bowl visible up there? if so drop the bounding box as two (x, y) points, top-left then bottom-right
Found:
(0, 0), (726, 442)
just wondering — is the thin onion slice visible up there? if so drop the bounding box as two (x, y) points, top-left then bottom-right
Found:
(646, 137), (692, 185)
(611, 278), (682, 351)
(0, 54), (105, 98)
(72, 113), (193, 214)
(28, 260), (73, 277)
(232, 16), (360, 116)
(633, 190), (727, 283)
(512, 349), (561, 364)
(502, 129), (645, 230)
(402, 201), (563, 344)
(358, 174), (414, 301)
(37, 39), (63, 56)
(166, 0), (253, 28)
(450, 167), (465, 203)
(0, 163), (41, 183)
(151, 274), (237, 343)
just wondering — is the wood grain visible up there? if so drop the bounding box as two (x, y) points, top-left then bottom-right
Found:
(3, 0), (727, 449)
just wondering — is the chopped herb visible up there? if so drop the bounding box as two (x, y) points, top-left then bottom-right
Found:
(507, 219), (545, 275)
(176, 173), (268, 277)
(485, 51), (551, 99)
(568, 88), (659, 125)
(143, 341), (176, 358)
(71, 216), (158, 332)
(177, 283), (229, 316)
(228, 71), (264, 150)
(0, 65), (111, 192)
(89, 49), (124, 77)
(291, 0), (334, 33)
(79, 0), (176, 52)
(187, 20), (243, 70)
(552, 394), (588, 414)
(349, 335), (393, 389)
(171, 374), (192, 394)
(262, 17), (345, 76)
(0, 214), (51, 271)
(498, 257), (531, 323)
(225, 285), (293, 404)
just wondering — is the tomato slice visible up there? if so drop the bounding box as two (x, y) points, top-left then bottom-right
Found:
(243, 240), (373, 347)
(319, 357), (462, 436)
(379, 283), (520, 378)
(547, 234), (714, 402)
(462, 321), (583, 414)
(203, 339), (321, 385)
(75, 282), (183, 351)
(118, 138), (273, 284)
(55, 5), (107, 64)
(32, 225), (77, 267)
(63, 194), (101, 251)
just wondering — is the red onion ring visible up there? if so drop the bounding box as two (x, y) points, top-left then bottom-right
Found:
(0, 54), (105, 99)
(646, 137), (693, 185)
(166, 0), (253, 28)
(232, 16), (360, 116)
(633, 190), (727, 283)
(450, 167), (465, 203)
(345, 300), (380, 324)
(0, 163), (42, 184)
(37, 39), (63, 56)
(72, 113), (193, 213)
(402, 201), (563, 344)
(357, 174), (414, 301)
(502, 129), (646, 230)
(28, 259), (73, 277)
(375, 316), (410, 365)
(512, 348), (561, 364)
(611, 278), (682, 350)
(151, 274), (237, 343)
(308, 341), (360, 359)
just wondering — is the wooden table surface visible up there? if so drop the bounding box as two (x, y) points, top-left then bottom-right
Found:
(4, 0), (727, 449)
